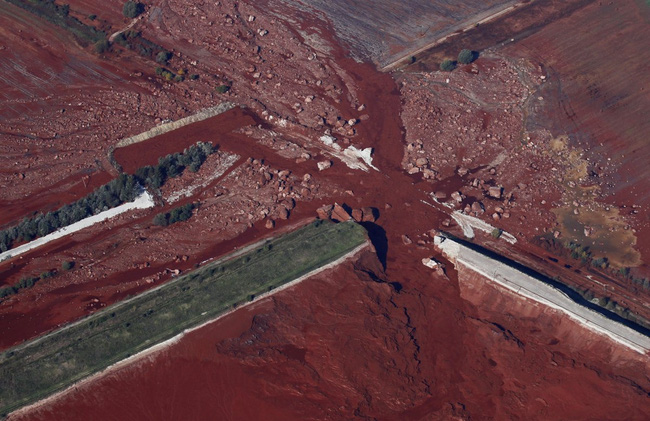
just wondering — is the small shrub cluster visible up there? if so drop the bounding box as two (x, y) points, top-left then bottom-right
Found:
(114, 30), (169, 62)
(215, 84), (231, 93)
(0, 174), (138, 252)
(153, 203), (197, 227)
(439, 49), (478, 71)
(123, 1), (145, 18)
(0, 269), (58, 299)
(154, 66), (186, 82)
(458, 49), (477, 64)
(156, 50), (172, 64)
(94, 39), (110, 54)
(5, 0), (106, 44)
(491, 228), (503, 239)
(440, 59), (456, 72)
(134, 141), (215, 188)
(534, 233), (650, 292)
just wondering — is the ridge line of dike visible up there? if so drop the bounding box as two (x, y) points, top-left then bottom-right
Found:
(114, 102), (235, 148)
(434, 234), (650, 355)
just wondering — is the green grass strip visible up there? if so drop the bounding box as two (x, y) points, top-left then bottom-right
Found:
(0, 220), (367, 416)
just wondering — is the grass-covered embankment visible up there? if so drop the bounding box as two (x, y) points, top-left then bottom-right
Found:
(0, 220), (367, 416)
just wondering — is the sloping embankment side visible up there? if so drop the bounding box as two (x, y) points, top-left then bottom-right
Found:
(435, 235), (650, 354)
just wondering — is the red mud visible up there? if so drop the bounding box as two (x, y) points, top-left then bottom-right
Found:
(0, 168), (112, 228)
(113, 108), (257, 173)
(3, 0), (650, 419)
(16, 250), (650, 421)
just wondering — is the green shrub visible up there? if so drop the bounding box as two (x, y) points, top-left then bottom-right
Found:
(189, 74), (199, 80)
(88, 14), (97, 21)
(153, 203), (197, 226)
(62, 261), (75, 271)
(173, 74), (184, 82)
(123, 1), (145, 18)
(94, 39), (110, 54)
(156, 50), (172, 64)
(458, 49), (476, 64)
(440, 59), (456, 72)
(215, 84), (230, 93)
(491, 228), (503, 239)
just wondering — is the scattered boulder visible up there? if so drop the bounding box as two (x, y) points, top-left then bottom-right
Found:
(415, 157), (428, 167)
(488, 186), (503, 199)
(451, 191), (463, 203)
(265, 219), (275, 229)
(331, 203), (351, 222)
(361, 207), (377, 222)
(433, 191), (447, 200)
(317, 160), (332, 171)
(401, 235), (412, 245)
(351, 208), (363, 222)
(422, 257), (439, 269)
(316, 204), (333, 220)
(278, 207), (290, 220)
(471, 201), (485, 214)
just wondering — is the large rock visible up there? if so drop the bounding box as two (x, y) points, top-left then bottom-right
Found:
(317, 160), (332, 171)
(415, 157), (428, 167)
(488, 186), (503, 199)
(331, 203), (351, 222)
(451, 191), (463, 203)
(471, 201), (485, 214)
(361, 207), (377, 222)
(278, 207), (290, 220)
(316, 204), (333, 220)
(351, 208), (363, 222)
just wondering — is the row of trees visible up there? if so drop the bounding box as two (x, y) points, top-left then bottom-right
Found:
(134, 141), (215, 188)
(153, 203), (197, 226)
(6, 0), (106, 44)
(0, 142), (216, 253)
(0, 261), (74, 299)
(0, 174), (139, 252)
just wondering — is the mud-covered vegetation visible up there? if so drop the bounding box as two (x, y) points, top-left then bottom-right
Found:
(153, 203), (197, 226)
(133, 141), (215, 188)
(439, 59), (456, 71)
(458, 49), (476, 64)
(123, 1), (145, 18)
(566, 283), (650, 331)
(113, 29), (171, 63)
(0, 142), (215, 254)
(0, 269), (61, 300)
(0, 174), (138, 253)
(0, 221), (367, 416)
(5, 0), (106, 44)
(535, 233), (650, 291)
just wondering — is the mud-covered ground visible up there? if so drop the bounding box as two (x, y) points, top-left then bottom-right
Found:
(2, 0), (650, 419)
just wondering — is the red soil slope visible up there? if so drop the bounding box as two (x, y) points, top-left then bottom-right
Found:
(16, 250), (649, 420)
